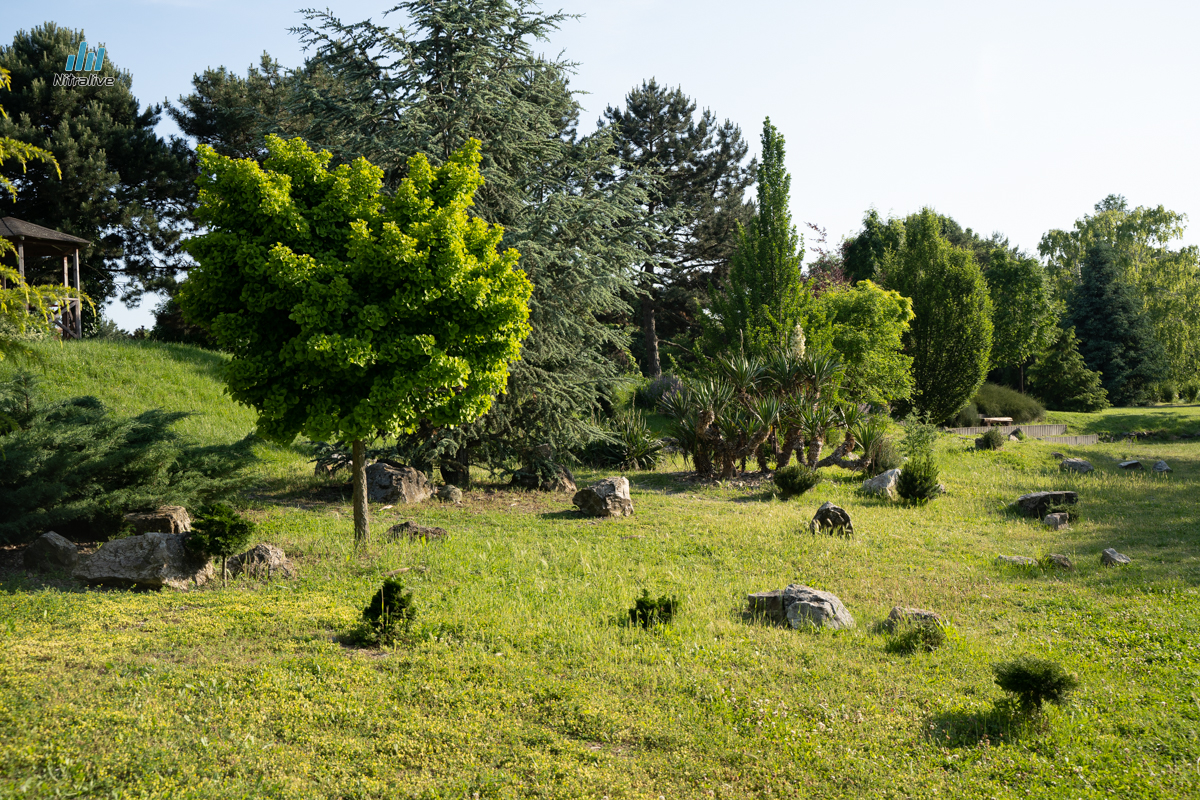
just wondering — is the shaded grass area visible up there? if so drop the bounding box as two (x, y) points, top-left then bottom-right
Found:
(1047, 403), (1200, 437)
(1, 342), (1199, 797)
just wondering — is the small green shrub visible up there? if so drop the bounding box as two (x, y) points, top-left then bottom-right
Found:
(900, 414), (939, 458)
(774, 464), (821, 498)
(947, 402), (980, 428)
(363, 578), (416, 642)
(885, 621), (947, 655)
(978, 428), (1005, 450)
(186, 503), (256, 582)
(1182, 380), (1200, 403)
(582, 410), (664, 471)
(628, 589), (679, 628)
(1158, 382), (1178, 404)
(896, 452), (940, 503)
(993, 656), (1078, 712)
(973, 382), (1045, 424)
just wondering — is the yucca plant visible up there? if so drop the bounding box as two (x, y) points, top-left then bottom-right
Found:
(798, 403), (838, 468)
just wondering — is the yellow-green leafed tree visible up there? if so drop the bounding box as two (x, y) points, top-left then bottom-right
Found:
(180, 135), (533, 543)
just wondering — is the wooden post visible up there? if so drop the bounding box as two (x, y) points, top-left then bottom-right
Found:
(17, 238), (25, 311)
(73, 249), (82, 339)
(63, 255), (70, 338)
(352, 439), (369, 544)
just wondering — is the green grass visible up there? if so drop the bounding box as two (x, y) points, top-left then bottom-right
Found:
(1047, 403), (1200, 438)
(2, 343), (1199, 798)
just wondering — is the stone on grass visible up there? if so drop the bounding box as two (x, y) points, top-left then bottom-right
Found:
(810, 502), (853, 536)
(1014, 491), (1078, 518)
(1051, 452), (1065, 460)
(1118, 460), (1142, 471)
(1042, 512), (1071, 531)
(227, 543), (294, 579)
(386, 521), (448, 542)
(1059, 458), (1093, 474)
(436, 485), (463, 504)
(73, 532), (212, 590)
(1101, 548), (1131, 567)
(1042, 553), (1074, 571)
(995, 555), (1038, 567)
(883, 606), (942, 633)
(23, 531), (78, 572)
(366, 462), (432, 504)
(124, 505), (191, 535)
(782, 585), (855, 630)
(1153, 460), (1171, 474)
(861, 468), (900, 500)
(572, 477), (634, 518)
(1008, 434), (1021, 442)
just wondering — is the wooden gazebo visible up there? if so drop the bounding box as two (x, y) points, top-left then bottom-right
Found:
(0, 216), (90, 339)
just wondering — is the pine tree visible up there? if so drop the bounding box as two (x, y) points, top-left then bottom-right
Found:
(1068, 242), (1167, 406)
(1026, 326), (1109, 412)
(600, 79), (753, 375)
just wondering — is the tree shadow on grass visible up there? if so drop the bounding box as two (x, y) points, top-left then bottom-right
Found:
(923, 702), (1036, 749)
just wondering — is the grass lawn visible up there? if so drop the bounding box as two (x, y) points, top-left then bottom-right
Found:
(2, 341), (1199, 798)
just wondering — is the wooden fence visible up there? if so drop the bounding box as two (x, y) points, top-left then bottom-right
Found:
(945, 424), (1067, 437)
(1038, 434), (1100, 446)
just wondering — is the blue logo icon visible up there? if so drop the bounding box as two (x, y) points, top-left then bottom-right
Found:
(65, 42), (105, 72)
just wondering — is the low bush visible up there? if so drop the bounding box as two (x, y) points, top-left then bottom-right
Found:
(186, 503), (256, 582)
(582, 410), (663, 471)
(774, 464), (821, 498)
(1158, 382), (1178, 404)
(977, 428), (1005, 450)
(972, 382), (1045, 424)
(885, 621), (947, 655)
(362, 578), (417, 643)
(993, 656), (1078, 712)
(628, 589), (679, 628)
(635, 373), (682, 409)
(896, 452), (940, 503)
(1183, 380), (1200, 403)
(946, 402), (980, 428)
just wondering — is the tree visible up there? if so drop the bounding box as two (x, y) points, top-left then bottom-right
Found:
(815, 280), (914, 407)
(599, 79), (753, 375)
(0, 23), (195, 313)
(179, 135), (532, 542)
(984, 247), (1056, 386)
(1025, 326), (1109, 412)
(842, 209), (904, 284)
(882, 209), (993, 423)
(708, 117), (807, 356)
(1040, 195), (1200, 381)
(1067, 242), (1166, 406)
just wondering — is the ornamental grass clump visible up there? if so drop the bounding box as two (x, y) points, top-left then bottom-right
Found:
(628, 590), (679, 628)
(363, 578), (416, 643)
(773, 464), (821, 499)
(993, 656), (1078, 713)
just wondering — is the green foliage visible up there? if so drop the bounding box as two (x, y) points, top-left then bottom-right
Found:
(186, 503), (255, 559)
(1026, 326), (1110, 412)
(885, 621), (947, 655)
(984, 248), (1057, 371)
(842, 208), (905, 284)
(627, 589), (679, 628)
(1182, 380), (1200, 403)
(815, 281), (914, 406)
(362, 578), (416, 642)
(992, 657), (1078, 712)
(1158, 382), (1178, 404)
(0, 372), (253, 543)
(900, 414), (940, 458)
(972, 382), (1045, 424)
(896, 452), (941, 503)
(773, 463), (821, 499)
(978, 428), (1006, 450)
(582, 410), (664, 471)
(1068, 243), (1168, 406)
(947, 402), (980, 428)
(882, 209), (994, 423)
(634, 373), (682, 410)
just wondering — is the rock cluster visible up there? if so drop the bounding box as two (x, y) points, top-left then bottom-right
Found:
(73, 532), (213, 590)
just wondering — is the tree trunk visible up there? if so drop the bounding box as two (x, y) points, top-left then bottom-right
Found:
(640, 281), (661, 378)
(352, 438), (369, 544)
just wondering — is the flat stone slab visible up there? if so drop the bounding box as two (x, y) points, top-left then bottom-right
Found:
(996, 555), (1038, 567)
(1059, 458), (1093, 474)
(1014, 491), (1078, 518)
(386, 521), (448, 542)
(1118, 460), (1142, 470)
(1101, 548), (1131, 566)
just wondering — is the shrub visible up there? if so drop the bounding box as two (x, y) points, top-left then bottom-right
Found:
(774, 464), (821, 498)
(885, 621), (947, 655)
(1183, 380), (1200, 403)
(947, 401), (980, 428)
(993, 656), (1078, 712)
(972, 382), (1045, 424)
(363, 578), (417, 642)
(1158, 382), (1178, 404)
(978, 427), (1005, 450)
(582, 410), (664, 471)
(186, 503), (256, 582)
(865, 436), (903, 475)
(628, 589), (679, 628)
(896, 452), (940, 503)
(1026, 326), (1109, 412)
(900, 414), (940, 458)
(635, 373), (682, 409)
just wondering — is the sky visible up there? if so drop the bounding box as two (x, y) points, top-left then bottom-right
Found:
(6, 0), (1200, 331)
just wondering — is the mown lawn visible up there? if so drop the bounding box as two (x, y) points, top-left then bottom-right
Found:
(2, 341), (1198, 798)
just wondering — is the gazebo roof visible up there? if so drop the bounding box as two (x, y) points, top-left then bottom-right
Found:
(0, 216), (90, 258)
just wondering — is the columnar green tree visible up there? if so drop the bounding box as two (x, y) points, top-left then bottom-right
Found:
(882, 209), (993, 423)
(180, 136), (532, 542)
(984, 248), (1056, 386)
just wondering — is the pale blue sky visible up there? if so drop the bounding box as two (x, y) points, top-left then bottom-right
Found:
(6, 1), (1200, 330)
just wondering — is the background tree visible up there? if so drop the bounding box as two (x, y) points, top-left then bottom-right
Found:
(881, 209), (993, 423)
(1025, 326), (1109, 412)
(815, 280), (914, 407)
(0, 23), (195, 314)
(984, 247), (1056, 389)
(842, 209), (904, 283)
(180, 136), (532, 542)
(1067, 242), (1166, 406)
(708, 117), (807, 356)
(599, 79), (753, 375)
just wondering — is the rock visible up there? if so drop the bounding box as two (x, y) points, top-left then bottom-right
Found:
(386, 521), (448, 542)
(1042, 553), (1074, 571)
(511, 462), (577, 493)
(73, 532), (213, 590)
(1042, 512), (1071, 530)
(1101, 548), (1131, 567)
(1051, 452), (1065, 459)
(809, 502), (853, 536)
(1153, 460), (1171, 474)
(995, 555), (1038, 567)
(782, 584), (855, 630)
(1008, 434), (1021, 442)
(1118, 460), (1142, 471)
(861, 468), (900, 499)
(883, 606), (941, 633)
(22, 531), (78, 572)
(436, 485), (463, 504)
(747, 590), (785, 622)
(227, 543), (294, 579)
(366, 462), (432, 504)
(123, 505), (191, 535)
(935, 483), (947, 495)
(1059, 458), (1093, 474)
(572, 477), (634, 518)
(1014, 491), (1078, 518)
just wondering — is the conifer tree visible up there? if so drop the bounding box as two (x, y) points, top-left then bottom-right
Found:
(1026, 326), (1109, 412)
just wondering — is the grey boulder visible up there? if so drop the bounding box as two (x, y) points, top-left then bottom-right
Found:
(572, 477), (634, 517)
(1153, 460), (1171, 474)
(783, 584), (855, 630)
(73, 532), (213, 590)
(996, 555), (1038, 567)
(861, 468), (900, 500)
(227, 543), (294, 578)
(436, 485), (463, 504)
(1014, 491), (1078, 518)
(810, 502), (853, 536)
(1059, 458), (1093, 474)
(1042, 553), (1074, 571)
(386, 521), (448, 542)
(366, 462), (432, 504)
(23, 531), (78, 572)
(1101, 548), (1131, 566)
(124, 505), (191, 535)
(883, 606), (941, 632)
(1042, 512), (1071, 530)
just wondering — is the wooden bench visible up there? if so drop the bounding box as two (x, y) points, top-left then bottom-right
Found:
(981, 417), (1013, 427)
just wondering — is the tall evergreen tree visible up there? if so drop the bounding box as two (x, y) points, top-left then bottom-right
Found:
(1026, 326), (1109, 412)
(1068, 242), (1167, 406)
(708, 117), (807, 356)
(0, 23), (195, 312)
(599, 79), (753, 375)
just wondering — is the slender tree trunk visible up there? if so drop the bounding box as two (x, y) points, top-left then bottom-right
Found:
(641, 275), (661, 378)
(352, 438), (369, 544)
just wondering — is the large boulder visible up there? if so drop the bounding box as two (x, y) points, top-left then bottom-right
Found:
(1059, 458), (1093, 474)
(23, 531), (78, 572)
(572, 477), (634, 517)
(783, 584), (855, 630)
(861, 468), (900, 500)
(73, 532), (213, 590)
(124, 505), (191, 535)
(1014, 490), (1078, 518)
(366, 462), (432, 504)
(227, 543), (294, 579)
(809, 502), (853, 536)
